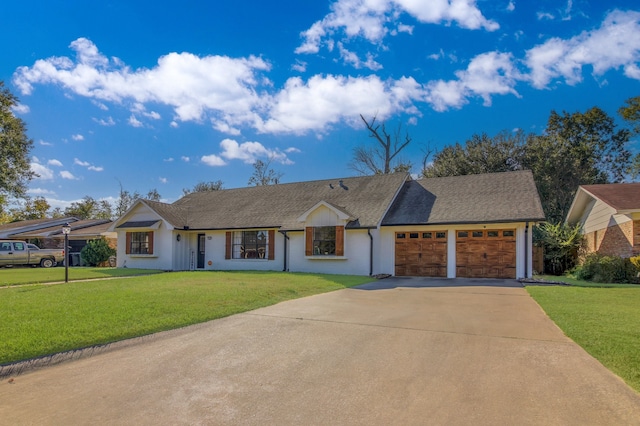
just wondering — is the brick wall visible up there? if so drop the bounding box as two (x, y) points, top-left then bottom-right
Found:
(583, 221), (635, 257)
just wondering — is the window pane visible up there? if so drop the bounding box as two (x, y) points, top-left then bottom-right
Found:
(458, 231), (468, 238)
(436, 232), (446, 239)
(396, 233), (406, 239)
(423, 232), (432, 239)
(487, 230), (499, 237)
(233, 230), (269, 259)
(410, 233), (419, 239)
(130, 232), (150, 254)
(472, 231), (483, 238)
(503, 230), (515, 237)
(314, 226), (336, 255)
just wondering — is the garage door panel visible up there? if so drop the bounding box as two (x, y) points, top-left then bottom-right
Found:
(395, 232), (447, 277)
(456, 229), (516, 279)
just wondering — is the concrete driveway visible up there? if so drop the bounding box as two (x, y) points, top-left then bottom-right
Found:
(1, 278), (640, 425)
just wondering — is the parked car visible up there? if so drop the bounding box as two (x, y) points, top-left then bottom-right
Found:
(0, 240), (65, 268)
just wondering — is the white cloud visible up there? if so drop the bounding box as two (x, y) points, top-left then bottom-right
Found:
(525, 10), (640, 89)
(537, 12), (555, 20)
(74, 158), (90, 167)
(60, 170), (78, 180)
(426, 51), (520, 111)
(159, 177), (168, 184)
(337, 43), (383, 70)
(48, 159), (63, 167)
(507, 1), (515, 12)
(14, 37), (271, 132)
(218, 138), (293, 165)
(170, 121), (179, 128)
(71, 134), (84, 141)
(201, 154), (227, 166)
(285, 147), (301, 153)
(291, 60), (307, 73)
(93, 116), (115, 126)
(11, 104), (30, 114)
(296, 0), (498, 54)
(164, 157), (174, 162)
(27, 188), (56, 195)
(262, 74), (425, 134)
(128, 115), (143, 127)
(181, 156), (190, 162)
(92, 100), (109, 110)
(88, 165), (104, 172)
(31, 162), (54, 180)
(39, 139), (53, 146)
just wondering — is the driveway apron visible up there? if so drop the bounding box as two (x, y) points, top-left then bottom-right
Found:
(1, 278), (640, 425)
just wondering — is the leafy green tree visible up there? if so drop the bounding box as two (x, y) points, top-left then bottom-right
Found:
(619, 95), (640, 135)
(248, 159), (282, 186)
(49, 207), (64, 218)
(0, 81), (35, 200)
(9, 196), (50, 221)
(80, 237), (116, 266)
(422, 130), (527, 178)
(523, 107), (630, 222)
(351, 114), (413, 175)
(535, 222), (584, 275)
(65, 196), (112, 220)
(182, 180), (224, 196)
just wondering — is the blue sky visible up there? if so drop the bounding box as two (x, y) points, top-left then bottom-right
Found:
(3, 0), (640, 209)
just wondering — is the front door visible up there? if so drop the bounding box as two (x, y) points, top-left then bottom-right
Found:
(197, 234), (206, 269)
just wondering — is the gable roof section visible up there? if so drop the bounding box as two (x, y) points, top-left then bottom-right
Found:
(168, 173), (409, 231)
(581, 183), (640, 211)
(382, 170), (545, 226)
(8, 219), (112, 239)
(0, 217), (79, 239)
(566, 183), (640, 224)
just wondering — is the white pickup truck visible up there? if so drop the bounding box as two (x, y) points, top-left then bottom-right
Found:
(0, 240), (65, 268)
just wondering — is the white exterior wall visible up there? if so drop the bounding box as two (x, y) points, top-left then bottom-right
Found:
(114, 204), (174, 270)
(379, 222), (533, 279)
(286, 229), (372, 275)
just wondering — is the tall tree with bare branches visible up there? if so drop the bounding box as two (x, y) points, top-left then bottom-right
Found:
(350, 114), (413, 175)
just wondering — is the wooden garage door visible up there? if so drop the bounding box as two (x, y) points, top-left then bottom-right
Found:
(395, 231), (447, 277)
(456, 230), (516, 279)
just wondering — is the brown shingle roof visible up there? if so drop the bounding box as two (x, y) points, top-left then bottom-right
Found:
(382, 170), (545, 225)
(581, 183), (640, 211)
(168, 173), (409, 230)
(9, 219), (112, 238)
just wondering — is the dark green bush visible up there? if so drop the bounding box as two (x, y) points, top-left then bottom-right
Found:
(573, 253), (638, 283)
(80, 237), (116, 267)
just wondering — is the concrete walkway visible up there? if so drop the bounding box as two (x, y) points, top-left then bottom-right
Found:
(1, 278), (640, 425)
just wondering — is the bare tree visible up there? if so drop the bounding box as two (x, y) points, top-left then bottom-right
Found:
(182, 180), (224, 196)
(350, 114), (413, 175)
(248, 158), (282, 186)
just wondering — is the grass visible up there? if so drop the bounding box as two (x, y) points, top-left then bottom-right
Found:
(527, 285), (640, 392)
(0, 266), (163, 287)
(533, 274), (639, 288)
(0, 270), (372, 365)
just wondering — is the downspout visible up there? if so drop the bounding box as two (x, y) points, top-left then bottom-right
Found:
(524, 222), (529, 279)
(280, 231), (289, 272)
(367, 229), (373, 276)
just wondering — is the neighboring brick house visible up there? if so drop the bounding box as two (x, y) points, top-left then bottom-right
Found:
(566, 183), (640, 258)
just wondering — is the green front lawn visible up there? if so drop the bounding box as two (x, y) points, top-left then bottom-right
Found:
(0, 267), (163, 287)
(527, 285), (640, 392)
(0, 271), (371, 365)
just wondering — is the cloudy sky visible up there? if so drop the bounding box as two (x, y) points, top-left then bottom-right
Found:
(3, 0), (640, 209)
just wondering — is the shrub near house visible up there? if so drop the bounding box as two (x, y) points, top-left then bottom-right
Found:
(80, 237), (116, 267)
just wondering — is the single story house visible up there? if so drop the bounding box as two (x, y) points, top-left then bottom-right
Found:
(110, 171), (545, 279)
(0, 217), (116, 265)
(566, 183), (640, 258)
